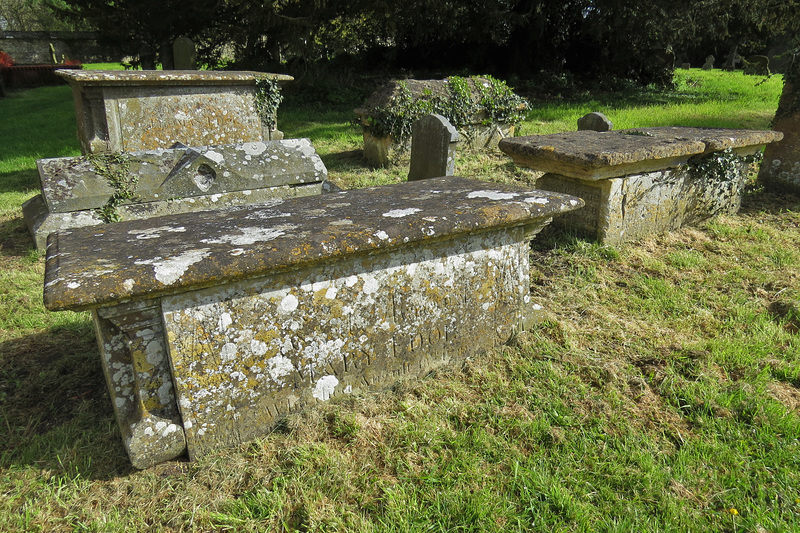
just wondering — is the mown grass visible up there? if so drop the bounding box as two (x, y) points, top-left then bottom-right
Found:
(0, 69), (798, 532)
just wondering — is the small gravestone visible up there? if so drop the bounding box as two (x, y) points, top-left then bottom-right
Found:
(722, 52), (742, 71)
(743, 55), (770, 76)
(681, 62), (691, 70)
(758, 56), (800, 193)
(702, 55), (714, 70)
(408, 114), (459, 181)
(173, 37), (197, 70)
(577, 112), (613, 132)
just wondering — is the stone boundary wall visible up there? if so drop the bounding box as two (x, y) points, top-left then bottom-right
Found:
(0, 31), (122, 64)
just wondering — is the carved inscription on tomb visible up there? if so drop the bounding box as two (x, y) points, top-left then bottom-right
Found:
(161, 229), (531, 458)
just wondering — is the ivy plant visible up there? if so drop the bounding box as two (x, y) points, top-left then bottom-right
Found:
(363, 76), (529, 145)
(254, 75), (284, 130)
(89, 152), (137, 223)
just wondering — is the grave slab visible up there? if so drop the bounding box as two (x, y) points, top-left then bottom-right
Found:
(499, 127), (783, 243)
(23, 139), (331, 250)
(44, 176), (583, 467)
(56, 69), (292, 154)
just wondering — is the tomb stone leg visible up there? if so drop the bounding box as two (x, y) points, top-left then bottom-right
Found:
(94, 300), (186, 469)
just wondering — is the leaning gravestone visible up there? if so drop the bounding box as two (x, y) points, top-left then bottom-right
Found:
(408, 114), (459, 181)
(577, 112), (613, 132)
(173, 37), (197, 70)
(758, 57), (800, 193)
(23, 139), (332, 250)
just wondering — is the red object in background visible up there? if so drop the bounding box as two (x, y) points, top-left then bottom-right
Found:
(0, 51), (16, 67)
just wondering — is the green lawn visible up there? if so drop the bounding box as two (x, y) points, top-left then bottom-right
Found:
(0, 69), (798, 532)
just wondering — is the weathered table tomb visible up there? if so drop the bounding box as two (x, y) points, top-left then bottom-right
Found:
(22, 139), (331, 250)
(354, 78), (527, 167)
(56, 70), (292, 154)
(43, 176), (582, 468)
(499, 127), (783, 244)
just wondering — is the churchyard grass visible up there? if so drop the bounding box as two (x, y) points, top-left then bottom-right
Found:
(0, 69), (798, 531)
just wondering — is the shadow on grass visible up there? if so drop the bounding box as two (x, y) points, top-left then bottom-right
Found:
(321, 149), (369, 174)
(0, 216), (36, 259)
(0, 323), (134, 479)
(0, 170), (39, 195)
(739, 187), (800, 215)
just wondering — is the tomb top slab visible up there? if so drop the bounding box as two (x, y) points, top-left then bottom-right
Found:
(55, 69), (293, 86)
(44, 177), (583, 312)
(499, 127), (783, 180)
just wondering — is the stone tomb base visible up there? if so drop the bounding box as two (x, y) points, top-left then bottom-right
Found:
(499, 127), (783, 244)
(44, 177), (582, 467)
(535, 161), (753, 243)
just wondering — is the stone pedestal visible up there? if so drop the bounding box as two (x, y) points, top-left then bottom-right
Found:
(500, 127), (783, 244)
(56, 70), (292, 154)
(44, 177), (582, 467)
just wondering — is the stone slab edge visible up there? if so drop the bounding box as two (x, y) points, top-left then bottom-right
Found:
(56, 69), (294, 86)
(44, 177), (584, 311)
(499, 127), (783, 180)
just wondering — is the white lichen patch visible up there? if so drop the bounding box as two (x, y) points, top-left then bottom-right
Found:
(467, 190), (519, 200)
(383, 208), (422, 218)
(129, 225), (187, 240)
(279, 294), (299, 314)
(312, 375), (339, 401)
(201, 224), (297, 246)
(524, 197), (549, 205)
(135, 248), (211, 286)
(204, 150), (225, 164)
(242, 142), (268, 156)
(375, 230), (390, 240)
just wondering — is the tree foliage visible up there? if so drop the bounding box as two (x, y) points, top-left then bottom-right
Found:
(0, 0), (82, 31)
(52, 0), (800, 82)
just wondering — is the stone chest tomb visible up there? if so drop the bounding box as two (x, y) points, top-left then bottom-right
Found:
(354, 77), (527, 167)
(44, 177), (582, 468)
(56, 69), (293, 154)
(500, 127), (783, 244)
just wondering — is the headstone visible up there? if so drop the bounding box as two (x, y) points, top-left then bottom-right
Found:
(22, 139), (331, 249)
(408, 114), (459, 181)
(681, 63), (691, 70)
(173, 37), (197, 70)
(577, 112), (613, 132)
(758, 56), (800, 193)
(702, 55), (714, 70)
(743, 55), (770, 76)
(722, 46), (741, 71)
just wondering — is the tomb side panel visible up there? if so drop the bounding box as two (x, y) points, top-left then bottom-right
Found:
(107, 86), (263, 151)
(161, 228), (531, 459)
(536, 173), (607, 238)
